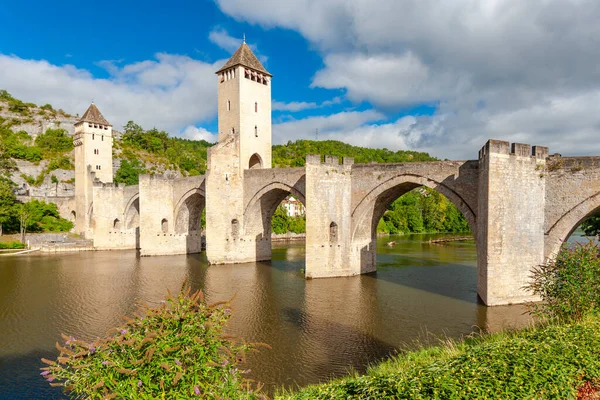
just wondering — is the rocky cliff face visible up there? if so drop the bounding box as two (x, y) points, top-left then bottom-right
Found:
(0, 99), (79, 138)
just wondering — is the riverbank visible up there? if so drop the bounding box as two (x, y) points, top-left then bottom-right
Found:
(278, 315), (600, 399)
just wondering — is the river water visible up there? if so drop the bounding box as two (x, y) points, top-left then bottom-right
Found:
(0, 233), (539, 398)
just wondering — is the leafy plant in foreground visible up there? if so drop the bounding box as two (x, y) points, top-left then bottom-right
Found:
(527, 240), (600, 322)
(41, 283), (268, 399)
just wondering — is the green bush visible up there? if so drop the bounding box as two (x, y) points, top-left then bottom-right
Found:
(527, 241), (600, 322)
(114, 159), (147, 186)
(35, 128), (73, 154)
(0, 241), (26, 249)
(42, 284), (266, 399)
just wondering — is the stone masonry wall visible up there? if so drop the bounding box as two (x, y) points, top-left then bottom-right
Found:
(477, 140), (548, 306)
(305, 155), (355, 278)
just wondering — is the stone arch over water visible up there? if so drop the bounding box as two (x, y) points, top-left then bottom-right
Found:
(545, 191), (600, 260)
(174, 189), (206, 235)
(351, 173), (476, 245)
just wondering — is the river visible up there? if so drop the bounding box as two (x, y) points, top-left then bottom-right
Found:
(0, 233), (542, 398)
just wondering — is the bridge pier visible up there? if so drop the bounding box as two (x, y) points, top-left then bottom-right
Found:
(304, 155), (361, 278)
(476, 140), (548, 305)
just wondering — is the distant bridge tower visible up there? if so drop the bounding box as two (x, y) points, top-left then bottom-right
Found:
(206, 41), (273, 264)
(215, 42), (272, 173)
(73, 103), (113, 237)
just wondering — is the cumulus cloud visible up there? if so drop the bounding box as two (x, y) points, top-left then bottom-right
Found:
(0, 53), (222, 134)
(217, 0), (600, 158)
(178, 126), (218, 143)
(273, 109), (395, 146)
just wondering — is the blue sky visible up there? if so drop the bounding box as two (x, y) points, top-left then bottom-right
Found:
(1, 0), (600, 159)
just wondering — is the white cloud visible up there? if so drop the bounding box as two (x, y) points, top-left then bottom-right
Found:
(273, 109), (390, 144)
(217, 0), (600, 158)
(178, 126), (218, 143)
(273, 96), (341, 112)
(0, 53), (222, 134)
(209, 28), (243, 54)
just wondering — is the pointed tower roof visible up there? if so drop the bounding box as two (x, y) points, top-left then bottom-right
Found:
(77, 103), (112, 126)
(216, 43), (272, 76)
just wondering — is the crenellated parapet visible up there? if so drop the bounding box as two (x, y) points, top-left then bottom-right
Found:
(478, 139), (549, 160)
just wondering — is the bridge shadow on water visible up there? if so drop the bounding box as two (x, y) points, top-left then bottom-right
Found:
(372, 259), (479, 304)
(279, 306), (398, 388)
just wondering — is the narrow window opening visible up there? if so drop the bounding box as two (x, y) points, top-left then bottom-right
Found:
(255, 102), (258, 113)
(255, 125), (258, 137)
(102, 135), (104, 141)
(231, 219), (239, 238)
(227, 100), (231, 111)
(231, 127), (235, 135)
(92, 133), (95, 140)
(329, 222), (338, 243)
(113, 219), (121, 230)
(161, 218), (169, 233)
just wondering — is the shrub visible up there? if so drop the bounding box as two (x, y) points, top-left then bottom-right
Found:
(527, 241), (600, 321)
(35, 128), (73, 153)
(41, 283), (267, 399)
(0, 241), (26, 249)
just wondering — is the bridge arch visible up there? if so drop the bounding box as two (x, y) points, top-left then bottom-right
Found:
(174, 188), (206, 234)
(243, 181), (306, 238)
(352, 173), (477, 244)
(545, 191), (600, 260)
(124, 195), (140, 230)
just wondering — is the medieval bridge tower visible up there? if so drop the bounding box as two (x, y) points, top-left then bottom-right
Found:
(73, 103), (114, 237)
(206, 42), (276, 264)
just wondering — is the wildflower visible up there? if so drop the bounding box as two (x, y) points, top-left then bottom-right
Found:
(194, 386), (200, 395)
(221, 360), (229, 366)
(47, 377), (55, 382)
(102, 361), (109, 366)
(120, 329), (127, 335)
(89, 346), (96, 354)
(174, 359), (182, 366)
(137, 380), (143, 387)
(224, 308), (231, 315)
(40, 371), (50, 376)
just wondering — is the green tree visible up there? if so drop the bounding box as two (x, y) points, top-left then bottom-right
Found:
(271, 205), (289, 234)
(581, 216), (600, 237)
(114, 159), (147, 186)
(34, 128), (73, 153)
(0, 180), (17, 236)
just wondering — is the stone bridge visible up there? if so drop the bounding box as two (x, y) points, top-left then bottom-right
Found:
(70, 43), (600, 307)
(201, 139), (600, 306)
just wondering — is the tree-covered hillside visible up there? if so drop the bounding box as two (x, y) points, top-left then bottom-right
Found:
(272, 140), (437, 167)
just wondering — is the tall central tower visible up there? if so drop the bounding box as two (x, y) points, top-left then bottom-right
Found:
(215, 42), (272, 174)
(206, 41), (274, 264)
